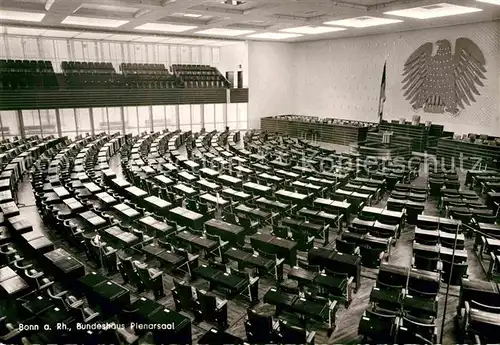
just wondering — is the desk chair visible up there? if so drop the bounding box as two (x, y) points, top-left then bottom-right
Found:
(290, 229), (315, 252)
(62, 294), (84, 311)
(206, 233), (229, 254)
(0, 317), (20, 344)
(13, 256), (33, 271)
(23, 268), (51, 291)
(349, 225), (369, 235)
(230, 267), (259, 303)
(278, 319), (315, 345)
(187, 199), (198, 212)
(0, 244), (17, 265)
(358, 212), (377, 221)
(273, 224), (290, 239)
(172, 279), (196, 312)
(397, 314), (437, 344)
(173, 247), (199, 276)
(117, 254), (143, 289)
(371, 280), (404, 312)
(360, 245), (385, 268)
(238, 215), (259, 235)
(133, 261), (165, 299)
(451, 212), (473, 225)
(475, 214), (497, 224)
(409, 194), (426, 203)
(133, 229), (154, 245)
(256, 248), (285, 281)
(195, 289), (228, 329)
(429, 179), (444, 197)
(442, 260), (468, 286)
(244, 308), (279, 343)
(441, 236), (465, 250)
(358, 307), (398, 344)
(412, 253), (441, 272)
(336, 238), (359, 255)
(198, 202), (215, 217)
(92, 239), (118, 273)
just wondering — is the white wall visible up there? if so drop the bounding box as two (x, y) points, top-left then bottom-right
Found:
(247, 41), (296, 129)
(219, 42), (249, 87)
(293, 21), (500, 136)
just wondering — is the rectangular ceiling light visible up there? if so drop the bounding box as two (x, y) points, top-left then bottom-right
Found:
(324, 16), (402, 28)
(223, 0), (245, 5)
(103, 34), (141, 41)
(385, 3), (482, 19)
(281, 26), (346, 34)
(476, 0), (500, 5)
(183, 13), (202, 18)
(62, 16), (128, 28)
(75, 32), (112, 39)
(135, 23), (197, 32)
(0, 10), (45, 22)
(196, 28), (254, 36)
(247, 32), (303, 39)
(133, 36), (166, 42)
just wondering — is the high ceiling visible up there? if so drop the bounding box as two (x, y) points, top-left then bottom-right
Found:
(1, 0), (499, 43)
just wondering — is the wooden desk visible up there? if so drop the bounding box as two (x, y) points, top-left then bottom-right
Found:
(95, 192), (118, 207)
(139, 216), (174, 237)
(205, 219), (245, 245)
(173, 183), (197, 197)
(169, 207), (204, 229)
(112, 203), (141, 221)
(103, 226), (140, 248)
(250, 232), (297, 266)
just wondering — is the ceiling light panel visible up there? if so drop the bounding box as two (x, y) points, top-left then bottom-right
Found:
(476, 0), (500, 5)
(135, 23), (197, 32)
(196, 28), (254, 36)
(384, 3), (482, 19)
(78, 3), (138, 14)
(0, 10), (45, 22)
(184, 14), (202, 18)
(247, 32), (303, 39)
(62, 16), (128, 28)
(324, 16), (403, 28)
(281, 26), (346, 34)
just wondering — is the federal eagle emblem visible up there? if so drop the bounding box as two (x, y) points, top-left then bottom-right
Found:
(402, 38), (486, 114)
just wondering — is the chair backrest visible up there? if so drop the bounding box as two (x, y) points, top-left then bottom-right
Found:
(279, 320), (306, 343)
(476, 214), (497, 224)
(134, 262), (150, 282)
(360, 245), (382, 259)
(247, 308), (272, 333)
(198, 289), (216, 314)
(256, 248), (276, 261)
(173, 279), (192, 302)
(336, 238), (356, 254)
(401, 315), (436, 340)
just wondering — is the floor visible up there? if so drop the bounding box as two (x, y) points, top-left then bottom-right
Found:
(15, 139), (489, 345)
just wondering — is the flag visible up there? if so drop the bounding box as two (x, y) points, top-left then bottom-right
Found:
(378, 61), (387, 123)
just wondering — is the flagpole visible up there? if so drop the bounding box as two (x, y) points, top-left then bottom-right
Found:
(378, 60), (387, 124)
